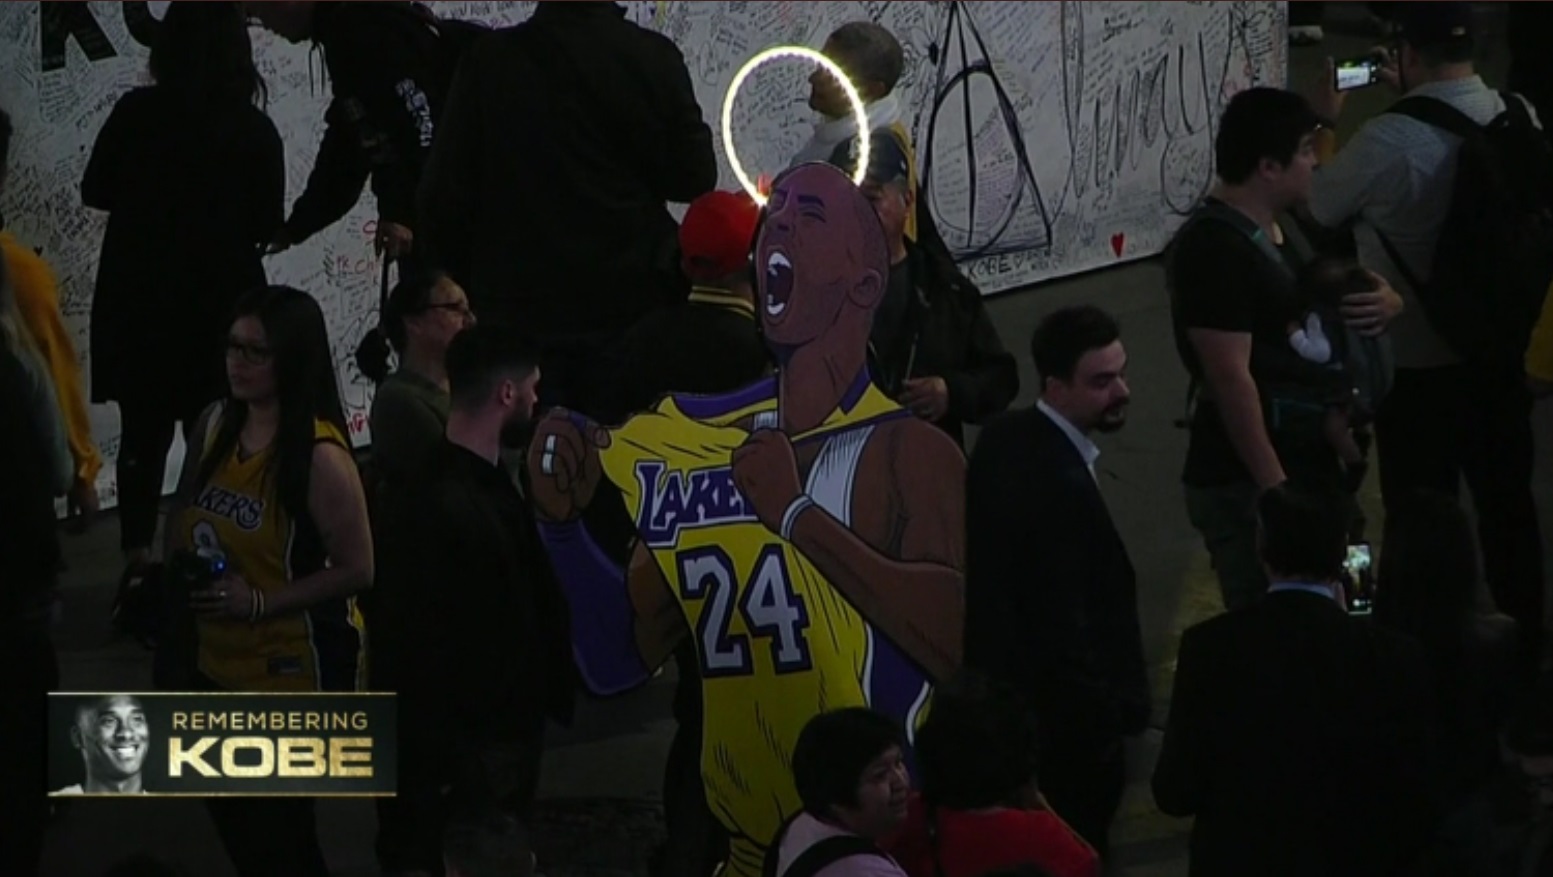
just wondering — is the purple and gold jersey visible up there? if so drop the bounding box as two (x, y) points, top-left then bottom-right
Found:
(599, 374), (932, 877)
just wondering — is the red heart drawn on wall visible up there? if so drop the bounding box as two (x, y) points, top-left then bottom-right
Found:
(1110, 233), (1125, 258)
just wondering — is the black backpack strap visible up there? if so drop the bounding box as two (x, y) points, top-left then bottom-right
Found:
(1500, 90), (1536, 128)
(1375, 96), (1491, 303)
(1192, 201), (1287, 268)
(1385, 95), (1483, 140)
(1278, 213), (1319, 266)
(763, 814), (888, 877)
(781, 836), (886, 877)
(1168, 200), (1287, 429)
(1373, 226), (1425, 299)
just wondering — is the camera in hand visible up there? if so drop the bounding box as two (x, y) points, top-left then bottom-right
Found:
(1334, 52), (1387, 92)
(167, 548), (227, 596)
(110, 548), (225, 650)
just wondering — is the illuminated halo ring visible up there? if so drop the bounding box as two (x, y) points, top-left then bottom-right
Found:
(721, 45), (870, 206)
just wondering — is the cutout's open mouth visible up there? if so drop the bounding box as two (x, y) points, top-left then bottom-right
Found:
(765, 251), (794, 317)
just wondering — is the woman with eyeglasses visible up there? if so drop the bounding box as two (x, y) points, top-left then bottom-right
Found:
(82, 1), (283, 587)
(357, 269), (475, 502)
(163, 285), (372, 877)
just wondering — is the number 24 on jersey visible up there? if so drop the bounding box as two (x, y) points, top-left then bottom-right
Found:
(677, 546), (813, 678)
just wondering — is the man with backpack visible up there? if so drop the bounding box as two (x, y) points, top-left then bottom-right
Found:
(1167, 87), (1403, 614)
(1307, 1), (1553, 672)
(246, 1), (486, 268)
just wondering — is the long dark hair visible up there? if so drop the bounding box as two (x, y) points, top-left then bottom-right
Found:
(1374, 490), (1483, 653)
(149, 1), (268, 107)
(355, 269), (449, 383)
(197, 286), (348, 521)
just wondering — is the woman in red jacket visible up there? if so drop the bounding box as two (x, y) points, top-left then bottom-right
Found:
(888, 679), (1100, 877)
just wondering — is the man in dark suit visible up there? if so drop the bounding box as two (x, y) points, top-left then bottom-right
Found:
(964, 305), (1149, 858)
(1152, 485), (1439, 877)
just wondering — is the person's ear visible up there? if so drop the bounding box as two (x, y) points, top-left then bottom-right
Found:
(849, 266), (884, 310)
(70, 725), (83, 751)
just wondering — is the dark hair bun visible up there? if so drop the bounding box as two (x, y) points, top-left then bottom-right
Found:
(355, 327), (392, 384)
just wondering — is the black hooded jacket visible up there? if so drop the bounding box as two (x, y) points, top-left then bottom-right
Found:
(285, 2), (482, 242)
(418, 1), (717, 338)
(870, 241), (1020, 448)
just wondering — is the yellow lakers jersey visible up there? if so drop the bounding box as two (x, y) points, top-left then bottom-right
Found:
(599, 374), (933, 877)
(172, 416), (365, 693)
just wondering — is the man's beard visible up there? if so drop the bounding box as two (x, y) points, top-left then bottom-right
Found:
(499, 411), (535, 449)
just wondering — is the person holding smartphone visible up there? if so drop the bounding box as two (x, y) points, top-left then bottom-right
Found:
(1306, 2), (1548, 675)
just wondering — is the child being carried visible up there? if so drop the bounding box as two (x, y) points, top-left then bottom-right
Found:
(1286, 258), (1379, 492)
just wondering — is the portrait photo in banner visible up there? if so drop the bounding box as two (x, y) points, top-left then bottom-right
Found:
(527, 162), (966, 877)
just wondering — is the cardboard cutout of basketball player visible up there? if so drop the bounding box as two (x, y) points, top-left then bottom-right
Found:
(529, 161), (966, 877)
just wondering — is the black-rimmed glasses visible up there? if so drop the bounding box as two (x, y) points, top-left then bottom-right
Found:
(226, 340), (273, 365)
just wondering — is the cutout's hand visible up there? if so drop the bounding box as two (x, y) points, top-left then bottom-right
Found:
(529, 409), (610, 522)
(731, 429), (803, 534)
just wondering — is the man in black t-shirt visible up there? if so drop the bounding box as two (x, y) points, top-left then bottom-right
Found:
(1168, 88), (1402, 612)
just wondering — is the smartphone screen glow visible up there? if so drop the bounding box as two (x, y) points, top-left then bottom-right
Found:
(1335, 61), (1375, 91)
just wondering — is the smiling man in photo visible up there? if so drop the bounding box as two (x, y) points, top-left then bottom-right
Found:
(56, 694), (150, 794)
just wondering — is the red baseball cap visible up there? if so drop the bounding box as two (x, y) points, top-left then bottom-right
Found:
(680, 190), (761, 280)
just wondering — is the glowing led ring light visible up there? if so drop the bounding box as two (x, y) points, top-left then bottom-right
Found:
(722, 46), (870, 206)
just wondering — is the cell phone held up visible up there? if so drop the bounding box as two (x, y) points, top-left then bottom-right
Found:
(1334, 55), (1382, 92)
(1343, 543), (1375, 615)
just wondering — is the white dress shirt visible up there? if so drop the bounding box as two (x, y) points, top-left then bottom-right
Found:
(1037, 399), (1100, 480)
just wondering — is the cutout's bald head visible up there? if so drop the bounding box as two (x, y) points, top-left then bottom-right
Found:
(769, 162), (890, 283)
(754, 162), (890, 352)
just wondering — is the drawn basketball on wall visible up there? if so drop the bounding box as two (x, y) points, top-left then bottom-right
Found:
(918, 1), (1054, 260)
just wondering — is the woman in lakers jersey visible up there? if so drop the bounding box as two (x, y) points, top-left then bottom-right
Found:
(164, 285), (372, 877)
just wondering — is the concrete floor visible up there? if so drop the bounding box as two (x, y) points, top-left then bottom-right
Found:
(39, 5), (1545, 876)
